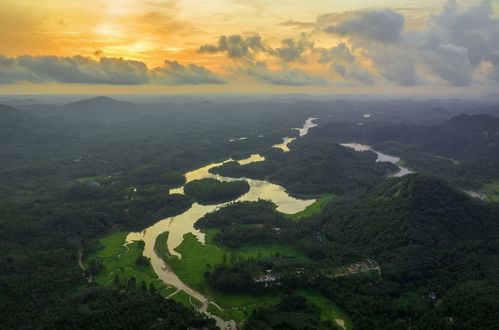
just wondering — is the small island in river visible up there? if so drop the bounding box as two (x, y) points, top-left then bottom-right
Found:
(183, 178), (250, 205)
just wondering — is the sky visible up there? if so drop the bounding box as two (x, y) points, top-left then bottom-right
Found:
(0, 0), (498, 94)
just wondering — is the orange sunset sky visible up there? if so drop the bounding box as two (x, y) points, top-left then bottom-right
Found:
(0, 0), (498, 94)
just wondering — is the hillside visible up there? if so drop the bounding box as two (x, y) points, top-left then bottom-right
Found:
(311, 114), (499, 187)
(59, 96), (145, 124)
(324, 174), (499, 277)
(0, 104), (77, 144)
(314, 174), (499, 328)
(212, 138), (397, 195)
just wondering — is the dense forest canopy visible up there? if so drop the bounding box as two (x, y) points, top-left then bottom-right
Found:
(184, 178), (250, 204)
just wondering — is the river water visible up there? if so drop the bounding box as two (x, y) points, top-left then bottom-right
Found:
(272, 117), (317, 152)
(340, 143), (413, 177)
(126, 118), (318, 329)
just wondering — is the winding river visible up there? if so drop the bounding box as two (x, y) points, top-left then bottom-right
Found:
(126, 118), (318, 329)
(272, 117), (317, 152)
(340, 143), (413, 177)
(124, 120), (411, 329)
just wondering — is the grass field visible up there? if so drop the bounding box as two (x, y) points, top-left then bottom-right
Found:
(283, 194), (335, 220)
(167, 231), (309, 321)
(481, 181), (499, 202)
(88, 231), (176, 296)
(170, 290), (202, 308)
(299, 290), (353, 329)
(91, 230), (352, 325)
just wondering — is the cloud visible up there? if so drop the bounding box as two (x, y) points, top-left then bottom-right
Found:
(325, 9), (405, 43)
(425, 0), (499, 83)
(198, 34), (268, 60)
(322, 1), (499, 86)
(0, 55), (43, 84)
(199, 34), (312, 63)
(0, 55), (225, 85)
(316, 43), (356, 64)
(1, 55), (149, 85)
(275, 35), (313, 62)
(279, 20), (315, 29)
(237, 62), (329, 86)
(151, 60), (226, 85)
(331, 63), (375, 85)
(420, 44), (474, 86)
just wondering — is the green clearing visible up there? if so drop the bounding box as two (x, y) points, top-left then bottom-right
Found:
(170, 290), (202, 308)
(207, 303), (225, 319)
(91, 230), (351, 325)
(481, 181), (499, 202)
(88, 231), (176, 296)
(299, 290), (353, 329)
(283, 194), (335, 220)
(167, 231), (308, 321)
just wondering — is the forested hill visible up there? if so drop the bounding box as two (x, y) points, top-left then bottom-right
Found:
(0, 104), (76, 144)
(212, 138), (397, 195)
(324, 174), (499, 279)
(316, 174), (499, 328)
(59, 96), (145, 124)
(310, 114), (499, 187)
(421, 114), (499, 158)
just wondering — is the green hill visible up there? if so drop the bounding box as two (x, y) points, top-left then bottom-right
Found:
(315, 174), (499, 329)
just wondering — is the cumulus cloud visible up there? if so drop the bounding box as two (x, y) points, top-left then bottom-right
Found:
(151, 60), (226, 85)
(236, 62), (329, 86)
(325, 9), (405, 43)
(316, 43), (356, 64)
(198, 34), (268, 60)
(199, 34), (313, 63)
(0, 55), (149, 85)
(275, 36), (313, 62)
(0, 55), (43, 84)
(323, 1), (499, 86)
(0, 55), (225, 85)
(331, 63), (375, 85)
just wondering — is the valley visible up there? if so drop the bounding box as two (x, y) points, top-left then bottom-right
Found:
(2, 95), (499, 329)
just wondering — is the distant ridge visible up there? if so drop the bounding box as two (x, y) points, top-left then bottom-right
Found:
(59, 96), (141, 124)
(62, 96), (133, 111)
(0, 103), (38, 123)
